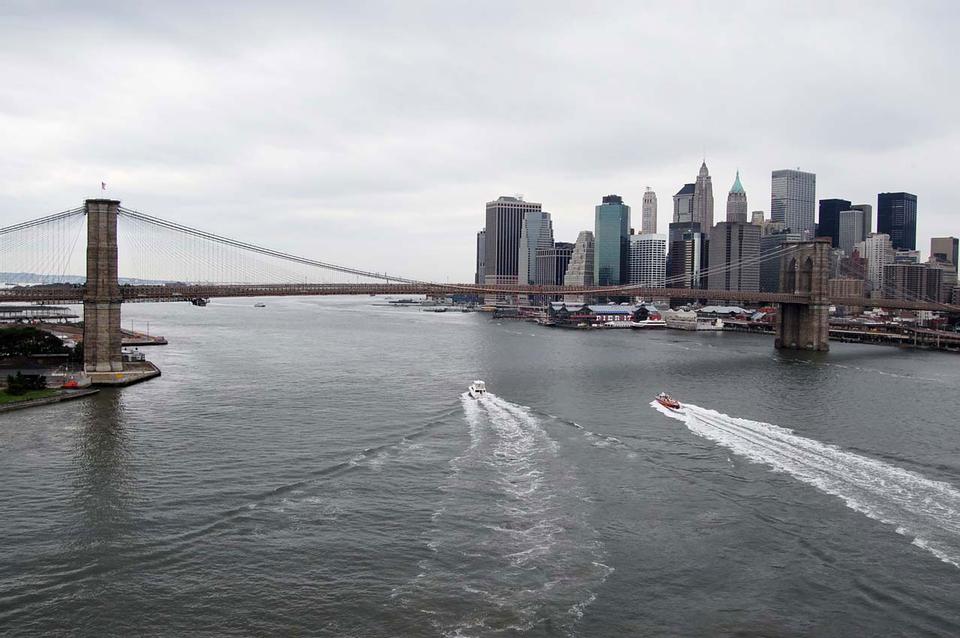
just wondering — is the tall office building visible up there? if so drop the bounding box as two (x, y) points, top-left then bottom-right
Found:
(751, 210), (765, 225)
(708, 221), (760, 292)
(818, 198), (852, 248)
(517, 210), (554, 285)
(627, 233), (667, 288)
(535, 242), (574, 287)
(852, 203), (873, 238)
(838, 209), (865, 255)
(475, 230), (486, 285)
(759, 229), (802, 292)
(641, 188), (658, 234)
(726, 171), (748, 222)
(563, 231), (595, 302)
(668, 221), (708, 290)
(483, 196), (542, 288)
(771, 169), (816, 238)
(877, 192), (917, 251)
(883, 262), (944, 303)
(855, 233), (895, 294)
(693, 161), (715, 229)
(931, 237), (959, 270)
(673, 184), (695, 223)
(594, 195), (631, 285)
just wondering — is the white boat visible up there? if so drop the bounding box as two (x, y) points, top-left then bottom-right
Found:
(468, 380), (487, 399)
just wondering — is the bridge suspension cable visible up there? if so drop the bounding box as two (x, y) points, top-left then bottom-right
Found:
(0, 207), (86, 284)
(116, 207), (423, 286)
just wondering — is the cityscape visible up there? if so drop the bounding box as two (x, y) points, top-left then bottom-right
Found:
(3, 3), (960, 637)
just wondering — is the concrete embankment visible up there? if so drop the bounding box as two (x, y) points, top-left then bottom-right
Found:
(0, 388), (100, 414)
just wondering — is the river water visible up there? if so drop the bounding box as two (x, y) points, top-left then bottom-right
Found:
(2, 297), (960, 636)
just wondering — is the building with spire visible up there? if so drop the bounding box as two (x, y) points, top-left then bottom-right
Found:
(726, 171), (748, 223)
(693, 161), (714, 230)
(641, 188), (658, 234)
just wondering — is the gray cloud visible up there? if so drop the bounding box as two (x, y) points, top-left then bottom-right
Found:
(1, 1), (957, 280)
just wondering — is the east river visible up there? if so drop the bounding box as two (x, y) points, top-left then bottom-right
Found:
(2, 297), (960, 636)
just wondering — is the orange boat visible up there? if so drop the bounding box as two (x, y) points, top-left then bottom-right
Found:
(655, 392), (681, 410)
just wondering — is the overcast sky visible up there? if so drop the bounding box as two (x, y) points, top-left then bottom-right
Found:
(1, 1), (957, 280)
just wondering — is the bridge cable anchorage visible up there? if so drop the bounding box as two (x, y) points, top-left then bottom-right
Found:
(116, 207), (426, 285)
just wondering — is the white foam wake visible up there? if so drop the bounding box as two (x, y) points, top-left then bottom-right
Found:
(653, 401), (960, 569)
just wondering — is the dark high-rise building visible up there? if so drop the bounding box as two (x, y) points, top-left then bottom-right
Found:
(668, 221), (708, 290)
(475, 229), (486, 285)
(594, 195), (631, 286)
(817, 198), (852, 248)
(877, 192), (917, 251)
(483, 196), (542, 289)
(535, 242), (575, 287)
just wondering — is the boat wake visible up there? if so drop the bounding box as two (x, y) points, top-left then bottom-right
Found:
(652, 401), (960, 568)
(394, 393), (611, 635)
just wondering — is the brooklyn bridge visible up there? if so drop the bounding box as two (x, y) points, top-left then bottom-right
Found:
(1, 199), (957, 375)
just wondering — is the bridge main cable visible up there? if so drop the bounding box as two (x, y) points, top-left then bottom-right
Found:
(117, 207), (426, 285)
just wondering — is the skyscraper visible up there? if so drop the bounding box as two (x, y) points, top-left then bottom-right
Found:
(708, 221), (760, 292)
(771, 169), (816, 238)
(817, 198), (852, 248)
(594, 195), (631, 286)
(627, 233), (667, 288)
(877, 192), (917, 251)
(475, 229), (485, 285)
(484, 196), (542, 289)
(641, 187), (658, 234)
(673, 184), (695, 222)
(693, 161), (714, 229)
(851, 203), (873, 238)
(838, 209), (865, 255)
(517, 210), (554, 285)
(751, 210), (765, 225)
(563, 231), (595, 302)
(668, 221), (708, 290)
(855, 233), (894, 294)
(535, 242), (574, 286)
(931, 237), (959, 271)
(726, 171), (748, 223)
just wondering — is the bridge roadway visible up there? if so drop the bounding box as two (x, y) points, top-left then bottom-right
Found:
(1, 282), (957, 313)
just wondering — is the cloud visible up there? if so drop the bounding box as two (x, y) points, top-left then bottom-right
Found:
(0, 1), (957, 279)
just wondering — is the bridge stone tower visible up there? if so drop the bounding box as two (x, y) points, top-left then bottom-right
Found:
(83, 199), (124, 372)
(775, 238), (831, 351)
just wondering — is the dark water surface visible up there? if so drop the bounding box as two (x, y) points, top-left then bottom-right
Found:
(2, 297), (960, 636)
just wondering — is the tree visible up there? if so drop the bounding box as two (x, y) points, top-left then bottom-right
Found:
(0, 327), (69, 358)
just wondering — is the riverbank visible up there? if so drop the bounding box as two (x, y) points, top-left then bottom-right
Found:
(0, 388), (100, 413)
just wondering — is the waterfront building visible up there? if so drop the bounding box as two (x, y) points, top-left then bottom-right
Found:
(708, 221), (760, 292)
(877, 192), (917, 251)
(855, 233), (895, 294)
(693, 161), (715, 229)
(475, 229), (485, 285)
(563, 231), (595, 302)
(883, 262), (943, 303)
(594, 195), (631, 286)
(627, 233), (667, 288)
(535, 242), (574, 287)
(771, 169), (816, 238)
(818, 198), (852, 248)
(668, 221), (708, 290)
(483, 196), (542, 289)
(751, 210), (765, 225)
(726, 171), (748, 223)
(759, 229), (802, 292)
(673, 184), (695, 223)
(838, 208), (865, 255)
(518, 210), (554, 285)
(641, 187), (658, 234)
(852, 203), (873, 238)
